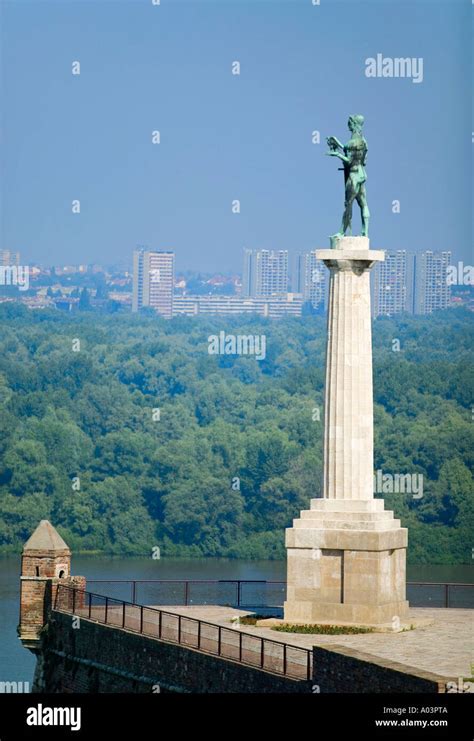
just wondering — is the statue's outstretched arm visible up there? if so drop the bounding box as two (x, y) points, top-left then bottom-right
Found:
(326, 151), (350, 163)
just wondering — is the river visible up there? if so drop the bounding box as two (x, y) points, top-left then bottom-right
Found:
(1, 556), (472, 688)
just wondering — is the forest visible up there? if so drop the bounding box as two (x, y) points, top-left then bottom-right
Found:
(0, 302), (472, 564)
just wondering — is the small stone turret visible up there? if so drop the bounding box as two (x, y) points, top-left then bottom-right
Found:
(19, 520), (85, 650)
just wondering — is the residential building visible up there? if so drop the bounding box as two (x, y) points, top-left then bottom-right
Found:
(0, 250), (20, 266)
(173, 293), (303, 318)
(294, 250), (328, 311)
(242, 249), (288, 297)
(414, 251), (451, 315)
(132, 248), (175, 318)
(372, 250), (415, 316)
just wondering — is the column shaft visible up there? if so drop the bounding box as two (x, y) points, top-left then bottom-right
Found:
(323, 265), (373, 499)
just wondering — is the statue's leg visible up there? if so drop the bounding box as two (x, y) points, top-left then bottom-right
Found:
(342, 180), (356, 235)
(357, 186), (370, 237)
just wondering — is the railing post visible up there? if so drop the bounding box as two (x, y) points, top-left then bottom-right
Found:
(178, 615), (181, 643)
(88, 592), (92, 619)
(104, 597), (108, 624)
(140, 605), (144, 634)
(283, 643), (287, 675)
(158, 610), (162, 639)
(122, 602), (126, 628)
(260, 639), (265, 669)
(445, 583), (449, 608)
(132, 581), (136, 604)
(198, 621), (201, 650)
(72, 588), (76, 615)
(218, 626), (222, 655)
(185, 581), (189, 606)
(239, 631), (243, 662)
(307, 651), (311, 681)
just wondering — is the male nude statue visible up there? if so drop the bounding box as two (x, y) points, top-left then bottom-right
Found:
(326, 114), (370, 240)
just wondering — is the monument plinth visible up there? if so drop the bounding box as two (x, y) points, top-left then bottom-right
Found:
(284, 236), (409, 626)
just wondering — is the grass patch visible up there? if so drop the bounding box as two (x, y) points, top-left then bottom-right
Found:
(273, 623), (375, 635)
(238, 614), (270, 625)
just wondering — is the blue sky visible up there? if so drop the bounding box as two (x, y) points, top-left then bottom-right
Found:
(1, 0), (471, 272)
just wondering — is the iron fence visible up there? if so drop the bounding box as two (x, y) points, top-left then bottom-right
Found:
(54, 584), (312, 681)
(86, 578), (474, 609)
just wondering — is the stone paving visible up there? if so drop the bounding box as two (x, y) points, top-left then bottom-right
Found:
(150, 605), (473, 680)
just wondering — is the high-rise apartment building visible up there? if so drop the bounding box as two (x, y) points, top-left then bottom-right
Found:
(242, 249), (288, 297)
(372, 249), (451, 317)
(372, 250), (415, 317)
(242, 249), (254, 298)
(413, 251), (451, 315)
(1, 250), (20, 266)
(294, 251), (328, 311)
(132, 248), (175, 318)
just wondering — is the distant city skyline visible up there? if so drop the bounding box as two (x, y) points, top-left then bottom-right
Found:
(2, 1), (471, 270)
(1, 244), (470, 316)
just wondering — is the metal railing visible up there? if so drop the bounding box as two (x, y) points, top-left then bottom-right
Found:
(86, 579), (474, 609)
(406, 581), (473, 608)
(54, 584), (312, 681)
(86, 579), (286, 608)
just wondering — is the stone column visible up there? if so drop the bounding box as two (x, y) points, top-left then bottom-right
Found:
(284, 237), (409, 627)
(321, 236), (381, 500)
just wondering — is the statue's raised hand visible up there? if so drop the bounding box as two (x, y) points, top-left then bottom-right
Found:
(326, 135), (342, 151)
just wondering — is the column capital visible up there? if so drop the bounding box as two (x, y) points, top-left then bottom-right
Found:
(316, 249), (385, 271)
(317, 235), (385, 271)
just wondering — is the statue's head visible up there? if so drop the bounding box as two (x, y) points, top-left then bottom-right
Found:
(348, 115), (364, 133)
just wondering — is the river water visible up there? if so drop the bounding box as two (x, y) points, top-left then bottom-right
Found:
(1, 556), (472, 688)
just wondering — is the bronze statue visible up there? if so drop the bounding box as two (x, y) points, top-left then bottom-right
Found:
(326, 115), (370, 242)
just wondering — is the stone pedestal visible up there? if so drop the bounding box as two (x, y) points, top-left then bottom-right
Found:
(284, 237), (409, 626)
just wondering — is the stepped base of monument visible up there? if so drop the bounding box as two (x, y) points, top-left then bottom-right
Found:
(284, 498), (409, 627)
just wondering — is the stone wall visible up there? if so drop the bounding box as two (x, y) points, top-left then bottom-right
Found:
(313, 645), (447, 693)
(21, 550), (70, 578)
(19, 576), (86, 644)
(31, 608), (449, 694)
(33, 610), (311, 693)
